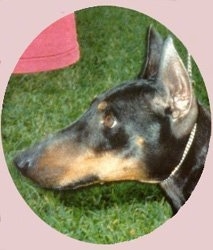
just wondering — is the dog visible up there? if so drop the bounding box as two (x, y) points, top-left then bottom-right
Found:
(14, 27), (211, 214)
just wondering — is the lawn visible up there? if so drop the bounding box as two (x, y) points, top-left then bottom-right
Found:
(1, 6), (209, 244)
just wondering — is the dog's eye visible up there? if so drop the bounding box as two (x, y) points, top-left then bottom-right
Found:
(101, 114), (117, 128)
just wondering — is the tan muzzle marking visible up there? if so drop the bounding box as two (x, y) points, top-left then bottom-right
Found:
(32, 142), (155, 188)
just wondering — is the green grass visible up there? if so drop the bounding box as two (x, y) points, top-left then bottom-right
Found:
(1, 6), (209, 244)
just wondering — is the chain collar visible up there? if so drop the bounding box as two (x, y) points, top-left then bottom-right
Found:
(162, 123), (197, 182)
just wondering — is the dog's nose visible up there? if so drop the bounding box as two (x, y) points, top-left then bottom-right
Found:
(14, 154), (33, 174)
(13, 134), (54, 175)
(14, 150), (37, 175)
(14, 135), (56, 176)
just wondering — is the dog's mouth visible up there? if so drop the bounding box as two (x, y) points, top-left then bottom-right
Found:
(14, 146), (102, 190)
(55, 175), (101, 190)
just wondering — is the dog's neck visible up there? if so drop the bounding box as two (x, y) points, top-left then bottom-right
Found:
(160, 105), (211, 214)
(163, 123), (197, 182)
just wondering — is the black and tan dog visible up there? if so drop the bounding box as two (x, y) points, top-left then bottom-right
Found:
(14, 28), (211, 214)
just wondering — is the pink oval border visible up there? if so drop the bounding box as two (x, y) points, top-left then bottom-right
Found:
(0, 1), (212, 250)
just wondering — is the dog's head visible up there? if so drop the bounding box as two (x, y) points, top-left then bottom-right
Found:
(14, 27), (198, 190)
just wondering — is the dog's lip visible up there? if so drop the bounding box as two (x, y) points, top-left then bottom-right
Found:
(54, 175), (100, 190)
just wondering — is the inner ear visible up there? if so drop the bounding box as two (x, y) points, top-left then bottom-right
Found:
(157, 37), (193, 120)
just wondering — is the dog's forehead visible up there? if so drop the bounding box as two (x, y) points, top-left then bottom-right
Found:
(95, 79), (156, 110)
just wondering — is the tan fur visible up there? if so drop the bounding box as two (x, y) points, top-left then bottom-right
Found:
(135, 136), (145, 147)
(97, 101), (108, 111)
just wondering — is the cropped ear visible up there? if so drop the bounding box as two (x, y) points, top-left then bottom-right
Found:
(139, 26), (163, 79)
(157, 37), (193, 121)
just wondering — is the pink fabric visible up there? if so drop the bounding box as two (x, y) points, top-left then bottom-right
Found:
(13, 14), (80, 73)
